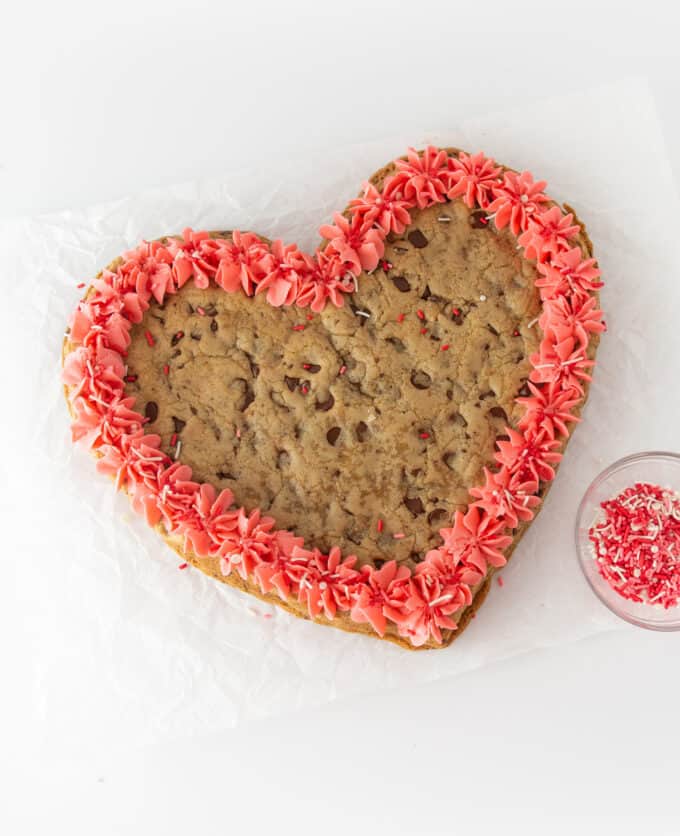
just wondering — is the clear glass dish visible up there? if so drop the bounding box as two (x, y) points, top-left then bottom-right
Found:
(575, 451), (680, 631)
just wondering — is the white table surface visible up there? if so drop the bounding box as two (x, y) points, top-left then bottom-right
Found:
(3, 2), (679, 834)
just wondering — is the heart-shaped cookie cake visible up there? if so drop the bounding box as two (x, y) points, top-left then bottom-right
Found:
(62, 146), (604, 649)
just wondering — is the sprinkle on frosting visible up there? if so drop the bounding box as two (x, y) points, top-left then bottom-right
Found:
(62, 146), (602, 647)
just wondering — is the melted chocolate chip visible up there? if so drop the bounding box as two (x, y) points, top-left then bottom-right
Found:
(210, 319), (218, 333)
(391, 275), (411, 292)
(470, 210), (489, 229)
(443, 452), (457, 470)
(404, 496), (424, 516)
(407, 229), (428, 248)
(326, 427), (341, 446)
(172, 416), (186, 433)
(489, 406), (508, 421)
(284, 375), (299, 392)
(427, 508), (449, 525)
(315, 394), (335, 412)
(144, 401), (158, 423)
(410, 369), (432, 390)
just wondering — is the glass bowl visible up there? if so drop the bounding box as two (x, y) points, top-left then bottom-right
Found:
(575, 451), (680, 631)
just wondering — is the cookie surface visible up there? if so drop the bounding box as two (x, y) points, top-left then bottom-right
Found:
(62, 146), (603, 649)
(125, 199), (542, 565)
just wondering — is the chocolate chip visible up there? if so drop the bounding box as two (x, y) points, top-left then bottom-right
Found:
(172, 349), (182, 358)
(404, 496), (424, 516)
(391, 275), (411, 292)
(210, 319), (218, 333)
(373, 558), (385, 569)
(203, 303), (218, 317)
(355, 421), (368, 442)
(172, 416), (186, 433)
(190, 331), (202, 341)
(410, 369), (432, 390)
(452, 309), (465, 326)
(239, 380), (255, 412)
(189, 405), (198, 416)
(428, 508), (449, 525)
(443, 452), (457, 470)
(284, 375), (299, 392)
(486, 324), (500, 337)
(315, 394), (335, 412)
(421, 284), (443, 303)
(489, 407), (508, 421)
(305, 363), (321, 374)
(326, 427), (341, 446)
(470, 210), (489, 229)
(171, 331), (185, 346)
(407, 229), (428, 248)
(144, 401), (158, 424)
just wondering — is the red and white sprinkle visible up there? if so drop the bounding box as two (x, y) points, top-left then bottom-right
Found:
(589, 482), (680, 609)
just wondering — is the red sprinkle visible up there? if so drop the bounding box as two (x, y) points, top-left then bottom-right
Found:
(76, 282), (86, 289)
(420, 327), (427, 335)
(306, 314), (314, 321)
(396, 313), (405, 323)
(377, 519), (384, 533)
(124, 374), (137, 383)
(144, 330), (155, 347)
(452, 308), (461, 317)
(513, 329), (520, 337)
(339, 365), (347, 376)
(301, 385), (309, 394)
(170, 432), (178, 447)
(380, 259), (393, 272)
(292, 324), (306, 332)
(178, 563), (188, 570)
(497, 576), (504, 587)
(419, 432), (430, 439)
(302, 364), (311, 370)
(196, 306), (206, 316)
(588, 482), (680, 609)
(440, 344), (450, 351)
(163, 364), (169, 376)
(416, 309), (425, 320)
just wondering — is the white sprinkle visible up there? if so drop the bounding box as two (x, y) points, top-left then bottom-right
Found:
(355, 310), (370, 318)
(174, 440), (182, 460)
(527, 317), (539, 329)
(479, 294), (487, 302)
(437, 215), (451, 223)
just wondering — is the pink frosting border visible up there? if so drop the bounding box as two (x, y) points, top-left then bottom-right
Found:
(62, 147), (604, 647)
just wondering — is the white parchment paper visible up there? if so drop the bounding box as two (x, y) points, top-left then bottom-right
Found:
(2, 78), (679, 756)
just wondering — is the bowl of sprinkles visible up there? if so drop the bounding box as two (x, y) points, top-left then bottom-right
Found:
(576, 452), (680, 630)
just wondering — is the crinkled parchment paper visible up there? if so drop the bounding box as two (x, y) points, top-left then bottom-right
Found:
(2, 78), (679, 755)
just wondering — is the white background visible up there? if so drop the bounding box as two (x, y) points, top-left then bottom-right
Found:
(2, 2), (680, 834)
